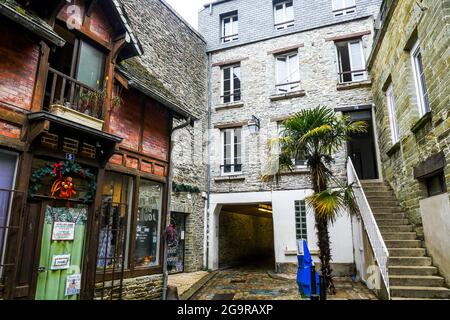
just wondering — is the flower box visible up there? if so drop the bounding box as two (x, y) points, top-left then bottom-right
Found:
(49, 104), (104, 131)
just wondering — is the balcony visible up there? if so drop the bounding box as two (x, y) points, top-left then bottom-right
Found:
(45, 67), (105, 130)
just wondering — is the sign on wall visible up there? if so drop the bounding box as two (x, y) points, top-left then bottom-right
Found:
(52, 222), (76, 241)
(50, 254), (71, 270)
(65, 274), (81, 296)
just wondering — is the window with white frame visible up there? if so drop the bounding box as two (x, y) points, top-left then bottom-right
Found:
(274, 0), (294, 30)
(275, 52), (300, 93)
(221, 127), (242, 175)
(336, 39), (367, 83)
(221, 13), (239, 43)
(385, 83), (400, 144)
(410, 40), (430, 117)
(277, 122), (308, 168)
(295, 200), (307, 241)
(332, 0), (356, 16)
(221, 64), (241, 104)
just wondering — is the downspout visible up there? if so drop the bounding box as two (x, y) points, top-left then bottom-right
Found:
(162, 116), (193, 300)
(205, 52), (213, 270)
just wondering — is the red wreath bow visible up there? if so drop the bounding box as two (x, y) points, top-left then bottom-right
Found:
(53, 162), (63, 179)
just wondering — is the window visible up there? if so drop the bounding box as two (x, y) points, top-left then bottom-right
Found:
(276, 52), (300, 93)
(332, 0), (356, 16)
(277, 122), (307, 168)
(135, 181), (163, 268)
(295, 200), (307, 240)
(411, 40), (430, 116)
(425, 172), (447, 197)
(221, 127), (242, 175)
(386, 83), (400, 144)
(221, 64), (241, 103)
(274, 0), (294, 30)
(221, 13), (239, 43)
(336, 39), (367, 83)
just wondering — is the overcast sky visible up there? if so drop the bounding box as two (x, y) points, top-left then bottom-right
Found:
(164, 0), (207, 30)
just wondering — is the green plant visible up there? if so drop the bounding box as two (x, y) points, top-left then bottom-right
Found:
(263, 106), (367, 294)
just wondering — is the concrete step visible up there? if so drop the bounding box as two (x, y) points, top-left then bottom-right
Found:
(374, 213), (406, 219)
(389, 266), (438, 276)
(389, 275), (445, 287)
(390, 286), (450, 299)
(382, 232), (417, 240)
(389, 256), (432, 266)
(366, 195), (397, 201)
(379, 225), (413, 232)
(368, 200), (399, 207)
(377, 219), (410, 226)
(388, 248), (426, 257)
(385, 240), (422, 248)
(362, 186), (390, 192)
(371, 207), (405, 214)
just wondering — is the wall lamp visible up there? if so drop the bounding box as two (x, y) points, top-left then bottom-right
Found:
(248, 115), (261, 134)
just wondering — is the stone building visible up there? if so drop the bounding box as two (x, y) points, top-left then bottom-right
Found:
(368, 0), (450, 291)
(199, 0), (383, 274)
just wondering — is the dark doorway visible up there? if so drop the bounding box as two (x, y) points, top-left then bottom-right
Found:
(345, 110), (379, 180)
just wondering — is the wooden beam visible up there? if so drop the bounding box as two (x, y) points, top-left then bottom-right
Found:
(86, 0), (99, 17)
(27, 120), (50, 143)
(0, 108), (26, 125)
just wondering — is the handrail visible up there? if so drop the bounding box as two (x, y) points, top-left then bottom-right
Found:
(347, 157), (390, 299)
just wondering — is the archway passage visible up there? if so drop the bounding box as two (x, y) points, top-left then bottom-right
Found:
(218, 204), (275, 270)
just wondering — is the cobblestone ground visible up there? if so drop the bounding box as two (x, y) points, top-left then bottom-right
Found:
(191, 266), (377, 300)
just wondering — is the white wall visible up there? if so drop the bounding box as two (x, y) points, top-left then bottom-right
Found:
(207, 190), (355, 270)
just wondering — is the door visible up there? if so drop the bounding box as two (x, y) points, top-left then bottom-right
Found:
(346, 110), (379, 180)
(167, 212), (186, 274)
(35, 203), (88, 300)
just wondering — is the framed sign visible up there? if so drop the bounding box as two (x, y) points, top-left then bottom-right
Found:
(65, 274), (81, 296)
(52, 222), (76, 241)
(51, 254), (71, 270)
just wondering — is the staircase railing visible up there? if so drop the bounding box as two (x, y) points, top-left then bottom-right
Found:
(347, 157), (390, 299)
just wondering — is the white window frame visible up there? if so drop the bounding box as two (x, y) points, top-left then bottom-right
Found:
(221, 127), (242, 175)
(221, 64), (241, 104)
(274, 0), (295, 30)
(336, 39), (367, 83)
(295, 200), (308, 241)
(410, 40), (430, 117)
(275, 52), (301, 94)
(277, 122), (307, 169)
(221, 14), (239, 43)
(386, 83), (400, 144)
(332, 0), (356, 16)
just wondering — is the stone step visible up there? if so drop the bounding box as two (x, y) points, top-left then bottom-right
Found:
(389, 275), (445, 287)
(388, 248), (426, 257)
(379, 225), (413, 232)
(374, 213), (406, 219)
(389, 256), (432, 266)
(362, 186), (391, 192)
(385, 240), (422, 248)
(371, 207), (405, 214)
(390, 286), (450, 299)
(366, 195), (397, 201)
(389, 266), (438, 276)
(382, 232), (417, 240)
(377, 219), (410, 226)
(368, 200), (399, 207)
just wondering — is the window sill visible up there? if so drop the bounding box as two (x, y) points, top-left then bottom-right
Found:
(280, 167), (310, 175)
(336, 80), (371, 91)
(284, 250), (297, 256)
(386, 141), (400, 157)
(214, 175), (246, 182)
(270, 90), (306, 102)
(215, 102), (244, 111)
(411, 111), (432, 134)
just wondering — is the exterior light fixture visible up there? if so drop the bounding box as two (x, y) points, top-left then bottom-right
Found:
(248, 115), (260, 134)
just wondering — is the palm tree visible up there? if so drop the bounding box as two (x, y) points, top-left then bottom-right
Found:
(264, 106), (367, 294)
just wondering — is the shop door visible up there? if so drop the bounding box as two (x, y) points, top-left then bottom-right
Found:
(167, 213), (186, 274)
(35, 203), (88, 300)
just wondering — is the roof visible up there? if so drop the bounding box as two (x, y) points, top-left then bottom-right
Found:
(118, 58), (196, 120)
(0, 0), (65, 47)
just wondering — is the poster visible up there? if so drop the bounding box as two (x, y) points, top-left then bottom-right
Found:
(52, 222), (76, 241)
(65, 274), (81, 296)
(50, 254), (71, 270)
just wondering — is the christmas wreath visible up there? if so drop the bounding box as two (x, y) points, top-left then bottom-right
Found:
(172, 182), (200, 194)
(29, 161), (96, 201)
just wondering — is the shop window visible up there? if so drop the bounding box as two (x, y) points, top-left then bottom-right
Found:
(425, 172), (447, 197)
(295, 200), (307, 240)
(135, 180), (163, 268)
(336, 39), (367, 83)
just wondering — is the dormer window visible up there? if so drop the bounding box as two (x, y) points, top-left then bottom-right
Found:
(221, 13), (239, 43)
(274, 0), (294, 30)
(332, 0), (356, 17)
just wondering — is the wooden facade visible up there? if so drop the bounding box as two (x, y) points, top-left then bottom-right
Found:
(0, 0), (189, 300)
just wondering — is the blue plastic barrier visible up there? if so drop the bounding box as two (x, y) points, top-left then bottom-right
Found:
(297, 240), (320, 297)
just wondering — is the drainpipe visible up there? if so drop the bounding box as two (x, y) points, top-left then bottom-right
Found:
(205, 52), (213, 270)
(162, 116), (193, 300)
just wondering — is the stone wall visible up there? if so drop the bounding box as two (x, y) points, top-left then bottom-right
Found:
(122, 0), (208, 273)
(368, 0), (450, 237)
(208, 17), (376, 194)
(95, 274), (163, 300)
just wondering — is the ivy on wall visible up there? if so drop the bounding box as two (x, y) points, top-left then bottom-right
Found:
(172, 182), (200, 194)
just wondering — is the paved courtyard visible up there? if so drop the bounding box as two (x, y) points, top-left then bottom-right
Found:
(190, 265), (378, 300)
